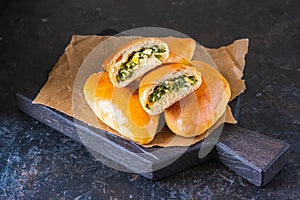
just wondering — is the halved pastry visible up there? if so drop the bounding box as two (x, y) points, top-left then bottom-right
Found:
(139, 63), (202, 115)
(105, 38), (169, 88)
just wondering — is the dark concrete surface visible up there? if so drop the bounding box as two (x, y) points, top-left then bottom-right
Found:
(0, 0), (299, 199)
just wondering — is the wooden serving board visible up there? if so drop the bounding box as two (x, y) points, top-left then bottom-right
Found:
(16, 82), (290, 187)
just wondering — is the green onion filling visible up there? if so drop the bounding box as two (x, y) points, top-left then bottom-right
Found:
(145, 75), (197, 109)
(116, 46), (166, 82)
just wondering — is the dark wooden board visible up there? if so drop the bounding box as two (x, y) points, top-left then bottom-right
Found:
(217, 125), (290, 187)
(16, 82), (290, 187)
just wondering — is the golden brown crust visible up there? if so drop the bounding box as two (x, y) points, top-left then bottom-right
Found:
(160, 37), (196, 61)
(164, 61), (231, 137)
(83, 71), (160, 144)
(165, 79), (214, 137)
(164, 52), (191, 65)
(191, 61), (231, 119)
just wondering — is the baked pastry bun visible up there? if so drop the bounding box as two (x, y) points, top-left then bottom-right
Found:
(84, 71), (160, 144)
(164, 61), (231, 137)
(104, 38), (169, 88)
(139, 63), (202, 115)
(160, 37), (196, 61)
(164, 79), (214, 137)
(165, 52), (191, 65)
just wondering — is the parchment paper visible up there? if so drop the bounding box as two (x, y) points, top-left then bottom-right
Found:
(33, 35), (248, 147)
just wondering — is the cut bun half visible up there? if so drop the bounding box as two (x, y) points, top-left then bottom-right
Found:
(139, 63), (202, 115)
(105, 38), (169, 88)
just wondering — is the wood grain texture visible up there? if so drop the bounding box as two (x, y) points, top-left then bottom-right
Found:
(16, 83), (290, 186)
(217, 125), (290, 187)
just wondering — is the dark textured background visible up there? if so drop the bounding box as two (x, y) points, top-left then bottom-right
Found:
(0, 0), (299, 199)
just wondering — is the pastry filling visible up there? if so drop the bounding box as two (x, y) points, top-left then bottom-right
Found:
(145, 75), (197, 109)
(116, 46), (166, 82)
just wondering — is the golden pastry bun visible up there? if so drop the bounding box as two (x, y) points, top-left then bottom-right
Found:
(83, 71), (160, 144)
(139, 63), (202, 115)
(164, 79), (214, 137)
(165, 52), (191, 65)
(165, 61), (231, 137)
(160, 37), (196, 61)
